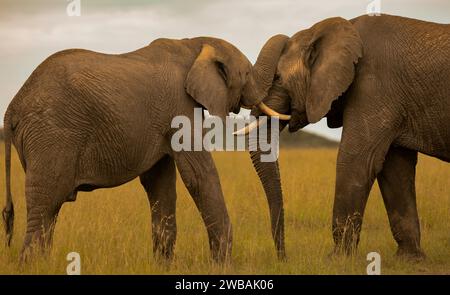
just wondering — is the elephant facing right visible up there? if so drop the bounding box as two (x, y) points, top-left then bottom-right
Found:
(239, 14), (450, 260)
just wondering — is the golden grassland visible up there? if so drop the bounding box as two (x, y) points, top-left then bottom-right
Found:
(0, 147), (449, 274)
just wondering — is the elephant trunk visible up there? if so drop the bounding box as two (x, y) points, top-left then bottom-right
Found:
(249, 116), (288, 260)
(241, 34), (289, 107)
(250, 149), (285, 260)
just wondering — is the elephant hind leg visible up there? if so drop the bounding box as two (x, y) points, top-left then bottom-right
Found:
(140, 155), (177, 262)
(21, 183), (68, 261)
(20, 159), (76, 262)
(377, 146), (425, 260)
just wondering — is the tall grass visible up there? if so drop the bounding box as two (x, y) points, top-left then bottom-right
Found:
(0, 147), (449, 274)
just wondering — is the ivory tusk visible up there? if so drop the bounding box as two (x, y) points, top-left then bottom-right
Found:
(233, 117), (268, 136)
(258, 102), (291, 120)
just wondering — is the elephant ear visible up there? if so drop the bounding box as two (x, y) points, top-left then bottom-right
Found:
(304, 17), (363, 123)
(185, 44), (230, 120)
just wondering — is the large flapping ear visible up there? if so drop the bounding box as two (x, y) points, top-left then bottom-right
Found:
(304, 17), (363, 123)
(185, 44), (230, 120)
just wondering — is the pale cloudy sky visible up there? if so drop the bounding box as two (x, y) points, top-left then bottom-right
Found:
(0, 0), (449, 140)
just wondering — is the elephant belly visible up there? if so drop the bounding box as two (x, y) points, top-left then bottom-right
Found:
(395, 119), (450, 163)
(75, 127), (167, 189)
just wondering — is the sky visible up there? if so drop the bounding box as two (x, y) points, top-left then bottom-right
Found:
(0, 0), (449, 140)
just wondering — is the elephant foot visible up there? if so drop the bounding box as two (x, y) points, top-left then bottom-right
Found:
(395, 247), (426, 262)
(19, 243), (50, 265)
(209, 227), (233, 265)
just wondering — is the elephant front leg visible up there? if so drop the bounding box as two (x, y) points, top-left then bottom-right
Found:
(377, 146), (424, 260)
(140, 155), (177, 262)
(174, 151), (232, 263)
(332, 137), (393, 255)
(333, 163), (372, 255)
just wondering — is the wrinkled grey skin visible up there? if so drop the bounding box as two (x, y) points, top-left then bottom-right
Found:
(243, 15), (450, 259)
(2, 37), (255, 262)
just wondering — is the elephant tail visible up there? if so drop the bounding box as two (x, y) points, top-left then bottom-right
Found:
(2, 111), (14, 247)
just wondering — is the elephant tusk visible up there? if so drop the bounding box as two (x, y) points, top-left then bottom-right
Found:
(233, 117), (268, 136)
(258, 102), (291, 120)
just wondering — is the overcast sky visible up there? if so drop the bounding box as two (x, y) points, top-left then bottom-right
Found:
(1, 0), (449, 140)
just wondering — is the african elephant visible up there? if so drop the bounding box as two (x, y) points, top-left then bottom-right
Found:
(2, 37), (258, 262)
(240, 14), (450, 259)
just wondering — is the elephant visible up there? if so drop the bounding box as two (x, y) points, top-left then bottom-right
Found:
(239, 14), (450, 259)
(2, 37), (259, 262)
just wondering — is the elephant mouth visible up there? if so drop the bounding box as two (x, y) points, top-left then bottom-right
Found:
(235, 80), (293, 136)
(287, 110), (308, 132)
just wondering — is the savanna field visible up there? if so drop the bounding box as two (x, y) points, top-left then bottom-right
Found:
(0, 147), (449, 274)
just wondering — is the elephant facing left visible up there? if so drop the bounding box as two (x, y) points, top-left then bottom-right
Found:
(2, 37), (256, 263)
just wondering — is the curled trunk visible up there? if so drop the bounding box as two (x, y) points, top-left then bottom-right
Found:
(244, 34), (291, 259)
(241, 34), (289, 107)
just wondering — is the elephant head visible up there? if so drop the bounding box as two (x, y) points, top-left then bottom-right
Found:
(240, 17), (363, 259)
(185, 38), (255, 120)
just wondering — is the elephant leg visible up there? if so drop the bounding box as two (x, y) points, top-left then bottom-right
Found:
(21, 175), (68, 261)
(332, 131), (394, 255)
(174, 151), (232, 263)
(20, 150), (77, 262)
(140, 155), (177, 261)
(377, 146), (424, 259)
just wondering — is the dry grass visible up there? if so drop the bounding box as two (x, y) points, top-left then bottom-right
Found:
(0, 147), (449, 274)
